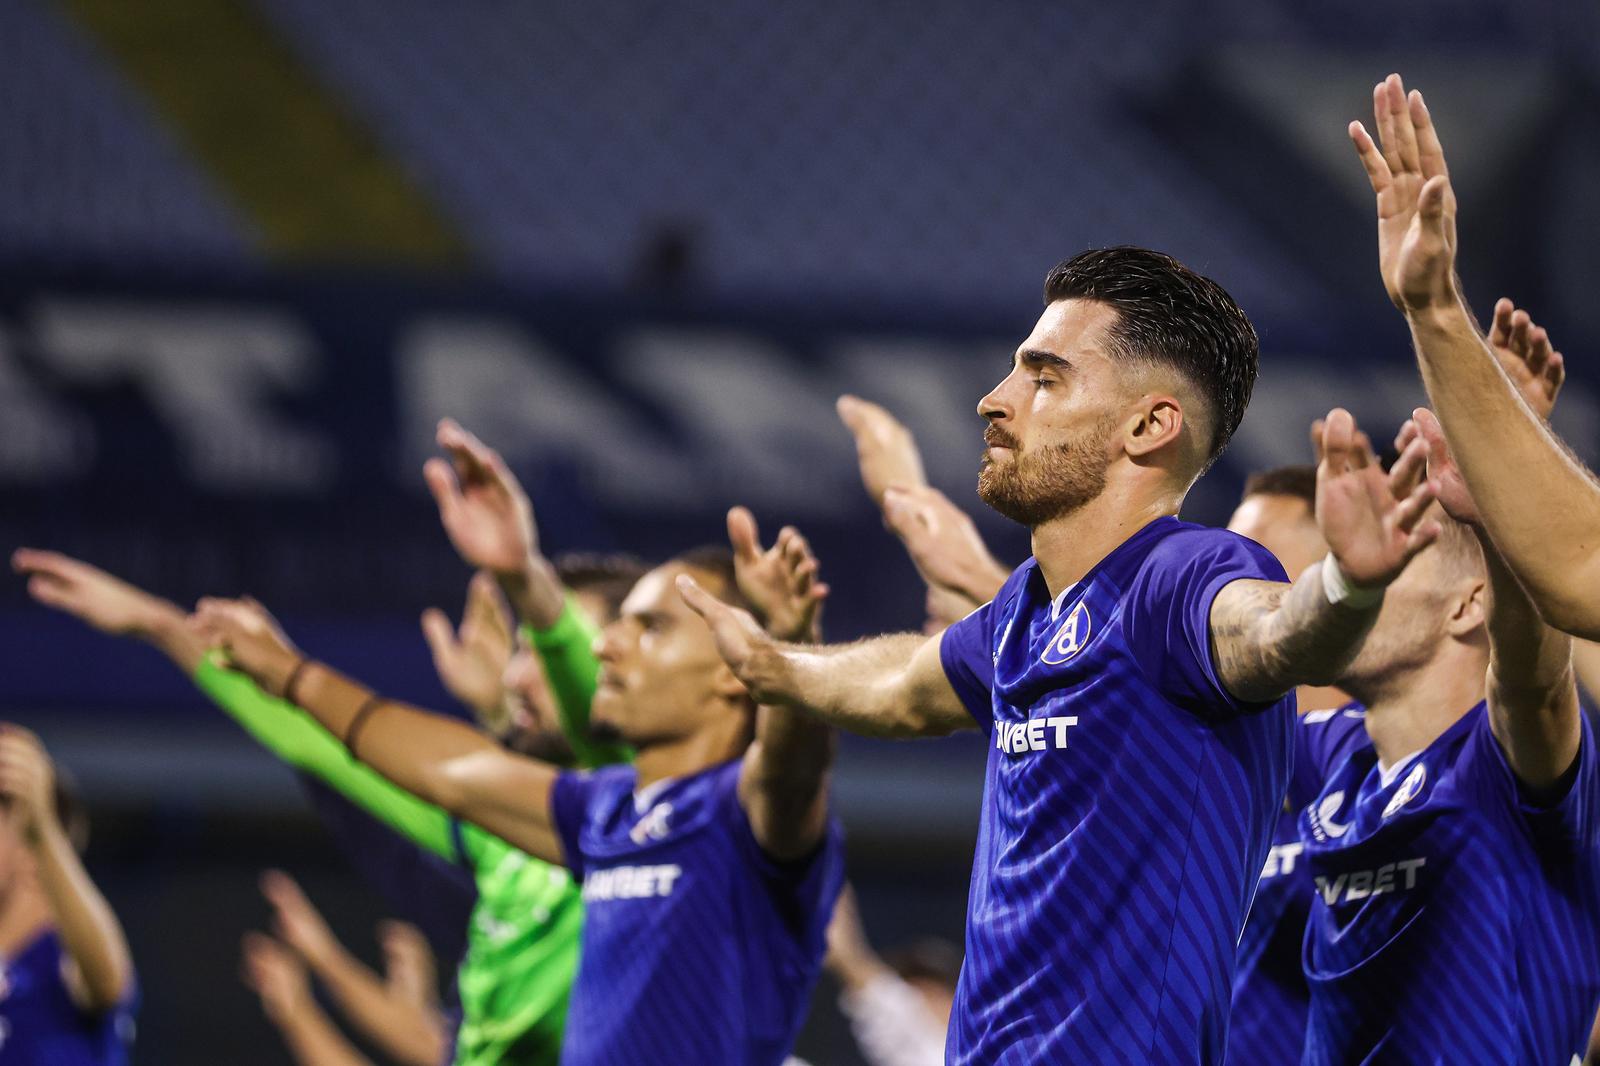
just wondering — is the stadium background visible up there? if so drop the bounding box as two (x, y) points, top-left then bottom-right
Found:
(0, 1), (1597, 1061)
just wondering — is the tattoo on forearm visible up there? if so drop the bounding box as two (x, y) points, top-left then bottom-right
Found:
(1213, 573), (1378, 703)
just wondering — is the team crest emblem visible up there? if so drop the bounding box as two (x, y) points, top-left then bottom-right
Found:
(1041, 602), (1092, 665)
(1383, 763), (1427, 818)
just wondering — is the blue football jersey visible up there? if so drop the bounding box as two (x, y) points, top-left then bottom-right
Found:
(1228, 706), (1369, 1065)
(0, 931), (134, 1066)
(1301, 701), (1600, 1064)
(940, 517), (1294, 1064)
(550, 757), (844, 1066)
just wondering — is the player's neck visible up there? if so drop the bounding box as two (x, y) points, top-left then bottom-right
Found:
(632, 714), (750, 792)
(1030, 485), (1181, 597)
(1357, 647), (1487, 768)
(0, 878), (53, 958)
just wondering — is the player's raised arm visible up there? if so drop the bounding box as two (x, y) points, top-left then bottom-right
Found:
(0, 727), (135, 1015)
(1406, 403), (1580, 793)
(423, 418), (569, 629)
(192, 598), (567, 867)
(1352, 74), (1600, 638)
(11, 549), (207, 672)
(241, 932), (375, 1066)
(679, 581), (973, 741)
(1208, 409), (1440, 703)
(259, 871), (445, 1066)
(720, 508), (835, 860)
(838, 395), (1009, 621)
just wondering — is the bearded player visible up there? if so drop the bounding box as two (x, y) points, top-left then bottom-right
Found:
(680, 246), (1440, 1062)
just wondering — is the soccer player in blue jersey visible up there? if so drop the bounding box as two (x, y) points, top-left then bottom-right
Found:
(1222, 464), (1352, 1064)
(680, 245), (1442, 1063)
(0, 729), (135, 1065)
(197, 446), (845, 1066)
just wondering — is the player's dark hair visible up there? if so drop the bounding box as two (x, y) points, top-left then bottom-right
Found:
(670, 546), (752, 614)
(554, 552), (648, 625)
(1044, 246), (1258, 472)
(1241, 465), (1317, 510)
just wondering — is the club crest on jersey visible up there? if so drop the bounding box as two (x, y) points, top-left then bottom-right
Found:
(1383, 763), (1427, 819)
(1041, 602), (1092, 665)
(1309, 789), (1351, 841)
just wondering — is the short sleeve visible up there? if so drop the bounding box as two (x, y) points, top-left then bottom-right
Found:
(1289, 706), (1371, 808)
(940, 598), (997, 730)
(1124, 529), (1288, 721)
(550, 771), (601, 877)
(1475, 707), (1600, 849)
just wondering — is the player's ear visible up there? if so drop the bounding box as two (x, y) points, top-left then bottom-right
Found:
(1446, 576), (1487, 637)
(1123, 396), (1184, 459)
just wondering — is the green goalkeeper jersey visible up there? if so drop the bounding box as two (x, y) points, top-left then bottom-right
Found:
(193, 598), (613, 1066)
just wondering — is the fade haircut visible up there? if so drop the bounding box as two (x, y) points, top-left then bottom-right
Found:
(554, 552), (648, 625)
(670, 546), (753, 614)
(1242, 465), (1317, 511)
(1043, 246), (1259, 472)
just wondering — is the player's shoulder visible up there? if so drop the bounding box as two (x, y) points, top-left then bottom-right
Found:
(1128, 519), (1287, 584)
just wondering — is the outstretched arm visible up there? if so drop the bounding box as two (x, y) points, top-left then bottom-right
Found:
(723, 509), (835, 860)
(838, 395), (1009, 623)
(1403, 400), (1579, 793)
(12, 549), (207, 672)
(1209, 409), (1439, 703)
(1351, 74), (1600, 638)
(0, 728), (134, 1015)
(679, 578), (972, 740)
(260, 872), (444, 1066)
(193, 599), (565, 867)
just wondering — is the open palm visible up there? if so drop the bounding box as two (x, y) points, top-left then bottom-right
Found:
(1315, 409), (1440, 588)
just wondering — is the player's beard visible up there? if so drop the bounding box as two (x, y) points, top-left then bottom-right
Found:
(977, 416), (1116, 528)
(505, 726), (579, 768)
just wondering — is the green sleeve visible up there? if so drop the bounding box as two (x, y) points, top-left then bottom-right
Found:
(525, 596), (633, 768)
(192, 655), (463, 863)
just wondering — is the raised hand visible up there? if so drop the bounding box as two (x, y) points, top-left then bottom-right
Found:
(676, 574), (777, 700)
(260, 869), (342, 972)
(0, 726), (60, 842)
(379, 921), (439, 1010)
(423, 419), (539, 577)
(1315, 408), (1440, 589)
(726, 507), (828, 643)
(1349, 73), (1458, 312)
(1486, 299), (1564, 418)
(837, 395), (928, 507)
(191, 597), (303, 698)
(883, 486), (1008, 607)
(12, 549), (178, 638)
(420, 571), (513, 723)
(240, 932), (313, 1026)
(1397, 410), (1476, 526)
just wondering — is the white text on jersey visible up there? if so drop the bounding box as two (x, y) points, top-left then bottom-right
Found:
(583, 864), (683, 902)
(995, 716), (1080, 755)
(1314, 857), (1425, 905)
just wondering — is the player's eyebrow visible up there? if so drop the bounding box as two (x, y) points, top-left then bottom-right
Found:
(1017, 349), (1071, 372)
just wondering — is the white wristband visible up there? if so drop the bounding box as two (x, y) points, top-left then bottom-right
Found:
(1320, 555), (1386, 609)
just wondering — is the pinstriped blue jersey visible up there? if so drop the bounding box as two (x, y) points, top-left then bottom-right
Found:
(0, 931), (134, 1065)
(940, 517), (1294, 1064)
(1228, 706), (1369, 1065)
(550, 758), (844, 1066)
(1300, 702), (1600, 1065)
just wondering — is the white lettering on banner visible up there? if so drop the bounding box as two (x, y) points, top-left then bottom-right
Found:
(395, 318), (701, 507)
(619, 329), (856, 513)
(0, 329), (93, 481)
(1261, 841), (1304, 878)
(1314, 857), (1425, 905)
(994, 716), (1079, 755)
(582, 864), (684, 902)
(32, 300), (333, 489)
